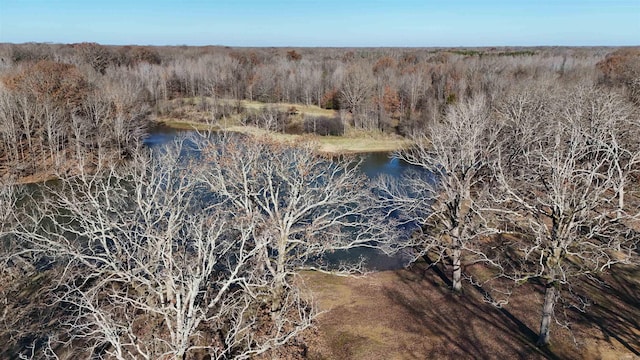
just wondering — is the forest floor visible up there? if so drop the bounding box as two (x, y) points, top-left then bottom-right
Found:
(301, 260), (640, 360)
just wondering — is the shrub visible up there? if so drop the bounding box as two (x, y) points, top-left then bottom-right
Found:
(244, 107), (289, 133)
(303, 115), (344, 136)
(321, 89), (340, 110)
(286, 50), (302, 61)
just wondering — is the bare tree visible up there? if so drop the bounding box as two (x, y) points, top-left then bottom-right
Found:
(197, 134), (397, 311)
(0, 181), (15, 238)
(398, 65), (429, 120)
(73, 42), (115, 75)
(97, 71), (150, 152)
(256, 105), (285, 133)
(0, 58), (150, 181)
(11, 138), (314, 359)
(253, 64), (278, 103)
(340, 63), (374, 129)
(0, 88), (23, 170)
(377, 96), (499, 292)
(562, 86), (640, 218)
(493, 88), (639, 347)
(297, 62), (323, 106)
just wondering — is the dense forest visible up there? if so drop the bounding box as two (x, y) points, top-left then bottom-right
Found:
(1, 43), (638, 181)
(0, 43), (639, 359)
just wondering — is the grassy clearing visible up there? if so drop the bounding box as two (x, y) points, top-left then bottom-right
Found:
(156, 121), (411, 154)
(155, 118), (221, 131)
(154, 97), (412, 154)
(316, 135), (411, 154)
(224, 125), (302, 143)
(222, 125), (411, 154)
(232, 99), (337, 118)
(301, 263), (639, 360)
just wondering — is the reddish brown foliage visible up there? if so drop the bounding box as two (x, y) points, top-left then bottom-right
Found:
(287, 106), (300, 115)
(73, 42), (115, 74)
(373, 56), (397, 74)
(287, 50), (302, 61)
(321, 89), (340, 110)
(377, 85), (401, 114)
(597, 48), (640, 80)
(230, 50), (262, 66)
(597, 49), (640, 103)
(122, 46), (162, 66)
(2, 60), (89, 108)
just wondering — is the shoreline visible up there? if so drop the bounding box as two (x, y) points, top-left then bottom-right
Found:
(155, 118), (412, 155)
(1, 119), (411, 186)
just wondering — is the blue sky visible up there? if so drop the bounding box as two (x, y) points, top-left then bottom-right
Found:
(0, 0), (638, 46)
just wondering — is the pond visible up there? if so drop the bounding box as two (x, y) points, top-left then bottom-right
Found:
(144, 126), (417, 270)
(144, 125), (412, 181)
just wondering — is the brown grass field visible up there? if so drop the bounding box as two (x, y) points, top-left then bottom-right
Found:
(300, 261), (639, 360)
(154, 97), (411, 154)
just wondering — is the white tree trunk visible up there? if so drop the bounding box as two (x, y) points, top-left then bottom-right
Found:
(617, 184), (625, 218)
(537, 281), (556, 347)
(451, 247), (462, 292)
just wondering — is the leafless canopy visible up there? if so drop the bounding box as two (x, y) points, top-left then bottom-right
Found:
(7, 133), (399, 359)
(9, 137), (322, 359)
(377, 96), (501, 292)
(493, 85), (639, 346)
(195, 134), (399, 283)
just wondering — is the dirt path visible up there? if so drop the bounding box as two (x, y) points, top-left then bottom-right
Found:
(301, 263), (639, 360)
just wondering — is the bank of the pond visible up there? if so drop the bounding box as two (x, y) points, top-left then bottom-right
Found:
(155, 119), (412, 155)
(2, 154), (110, 185)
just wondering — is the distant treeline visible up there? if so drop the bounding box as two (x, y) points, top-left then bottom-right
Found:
(0, 43), (638, 180)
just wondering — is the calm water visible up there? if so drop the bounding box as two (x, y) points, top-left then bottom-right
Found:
(145, 126), (415, 270)
(144, 125), (411, 180)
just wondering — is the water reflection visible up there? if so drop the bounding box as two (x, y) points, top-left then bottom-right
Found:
(143, 124), (186, 146)
(357, 152), (412, 182)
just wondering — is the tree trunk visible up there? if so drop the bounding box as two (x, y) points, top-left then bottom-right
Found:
(451, 226), (462, 293)
(271, 273), (286, 314)
(617, 184), (625, 218)
(451, 247), (462, 292)
(271, 235), (288, 314)
(537, 281), (556, 347)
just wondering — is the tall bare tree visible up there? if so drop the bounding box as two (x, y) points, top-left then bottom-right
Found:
(377, 96), (500, 292)
(197, 134), (397, 310)
(493, 87), (639, 346)
(563, 86), (640, 218)
(340, 63), (374, 129)
(11, 138), (314, 359)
